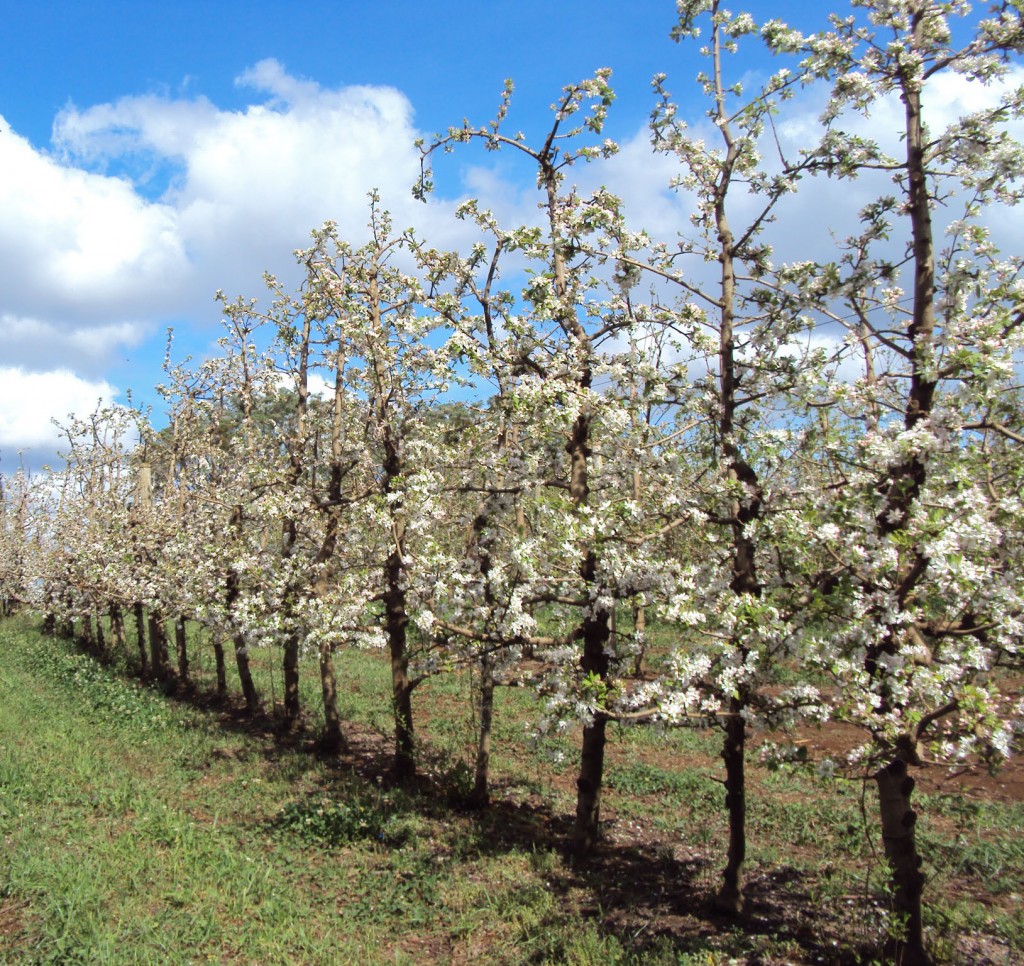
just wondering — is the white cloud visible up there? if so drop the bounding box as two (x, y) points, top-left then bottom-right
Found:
(52, 59), (465, 300)
(1, 58), (476, 362)
(2, 313), (148, 375)
(597, 126), (694, 240)
(0, 121), (187, 322)
(0, 367), (118, 463)
(0, 61), (476, 466)
(235, 59), (321, 106)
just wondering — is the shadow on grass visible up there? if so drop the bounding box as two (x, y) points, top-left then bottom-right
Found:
(263, 736), (883, 964)
(57, 625), (886, 964)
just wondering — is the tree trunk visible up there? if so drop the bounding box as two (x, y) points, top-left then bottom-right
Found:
(80, 612), (95, 648)
(572, 588), (611, 855)
(631, 601), (647, 677)
(109, 602), (125, 652)
(212, 632), (228, 699)
(225, 504), (260, 712)
(386, 544), (415, 781)
(232, 632), (260, 712)
(715, 703), (747, 914)
(574, 712), (609, 855)
(875, 759), (930, 966)
(133, 602), (148, 677)
(148, 611), (172, 682)
(94, 608), (107, 659)
(471, 654), (495, 807)
(282, 632), (301, 725)
(318, 643), (345, 754)
(174, 616), (190, 685)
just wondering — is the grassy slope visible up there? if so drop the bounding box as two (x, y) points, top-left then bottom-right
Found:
(1, 617), (1021, 964)
(0, 619), (642, 964)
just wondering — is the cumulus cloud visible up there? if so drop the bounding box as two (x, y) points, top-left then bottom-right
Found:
(52, 58), (464, 301)
(0, 120), (187, 323)
(2, 314), (147, 377)
(29, 57), (487, 349)
(1, 61), (475, 469)
(0, 368), (118, 465)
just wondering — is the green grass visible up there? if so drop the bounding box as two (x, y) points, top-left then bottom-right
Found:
(0, 619), (663, 964)
(2, 615), (1022, 964)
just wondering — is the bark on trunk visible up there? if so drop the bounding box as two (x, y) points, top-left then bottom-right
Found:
(109, 603), (125, 652)
(471, 655), (495, 807)
(282, 632), (301, 725)
(866, 50), (933, 966)
(212, 632), (228, 699)
(80, 613), (95, 649)
(572, 590), (611, 855)
(94, 608), (107, 659)
(386, 544), (415, 781)
(715, 704), (747, 914)
(148, 611), (172, 683)
(232, 631), (260, 712)
(876, 759), (930, 966)
(225, 505), (260, 713)
(631, 601), (647, 677)
(318, 643), (345, 754)
(174, 616), (190, 685)
(133, 602), (148, 678)
(280, 312), (309, 728)
(574, 714), (609, 855)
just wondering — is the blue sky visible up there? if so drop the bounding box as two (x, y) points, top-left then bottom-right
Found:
(2, 2), (695, 150)
(0, 1), (1018, 470)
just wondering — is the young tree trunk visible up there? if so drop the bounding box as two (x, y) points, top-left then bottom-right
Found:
(232, 631), (260, 712)
(42, 612), (56, 636)
(225, 506), (260, 713)
(863, 47), (934, 966)
(212, 632), (228, 699)
(573, 586), (612, 855)
(109, 602), (125, 653)
(574, 713), (609, 855)
(93, 608), (107, 659)
(280, 306), (310, 729)
(386, 545), (416, 781)
(282, 632), (301, 725)
(318, 643), (345, 754)
(80, 612), (95, 649)
(471, 654), (495, 807)
(148, 611), (171, 682)
(875, 759), (930, 966)
(174, 616), (190, 685)
(59, 595), (74, 639)
(566, 390), (612, 856)
(133, 602), (148, 677)
(631, 601), (647, 677)
(715, 703), (747, 914)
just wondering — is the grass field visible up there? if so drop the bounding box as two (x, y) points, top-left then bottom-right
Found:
(1, 616), (1021, 964)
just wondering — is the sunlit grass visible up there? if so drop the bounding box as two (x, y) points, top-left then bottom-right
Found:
(2, 614), (1022, 964)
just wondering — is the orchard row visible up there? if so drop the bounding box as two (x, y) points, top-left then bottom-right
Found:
(3, 4), (1023, 963)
